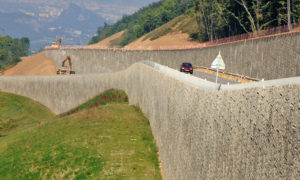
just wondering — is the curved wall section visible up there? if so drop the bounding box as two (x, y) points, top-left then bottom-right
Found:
(46, 32), (300, 80)
(0, 62), (299, 179)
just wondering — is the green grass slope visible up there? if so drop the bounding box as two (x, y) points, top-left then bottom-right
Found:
(0, 90), (162, 179)
(0, 91), (55, 136)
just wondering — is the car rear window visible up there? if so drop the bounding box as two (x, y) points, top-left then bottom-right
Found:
(182, 63), (192, 67)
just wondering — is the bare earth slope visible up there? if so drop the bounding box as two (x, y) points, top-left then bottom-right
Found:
(91, 29), (198, 50)
(4, 52), (56, 76)
(88, 31), (125, 49)
(90, 15), (199, 50)
(124, 31), (200, 50)
(124, 16), (199, 50)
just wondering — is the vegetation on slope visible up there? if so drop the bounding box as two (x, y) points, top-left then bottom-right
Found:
(89, 0), (191, 46)
(0, 91), (54, 136)
(142, 14), (197, 41)
(89, 0), (300, 46)
(0, 35), (30, 71)
(190, 0), (300, 41)
(0, 90), (162, 179)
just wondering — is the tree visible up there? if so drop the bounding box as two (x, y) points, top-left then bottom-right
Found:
(291, 0), (300, 22)
(192, 0), (233, 41)
(231, 0), (275, 32)
(287, 0), (291, 31)
(0, 35), (29, 70)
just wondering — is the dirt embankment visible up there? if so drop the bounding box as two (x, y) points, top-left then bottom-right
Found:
(124, 31), (200, 50)
(90, 15), (200, 50)
(89, 30), (200, 50)
(88, 16), (199, 50)
(87, 31), (125, 49)
(3, 52), (56, 76)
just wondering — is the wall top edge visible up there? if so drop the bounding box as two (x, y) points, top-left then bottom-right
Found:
(142, 61), (300, 91)
(1, 61), (299, 92)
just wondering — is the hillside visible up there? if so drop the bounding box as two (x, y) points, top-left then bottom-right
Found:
(90, 15), (201, 49)
(90, 0), (300, 48)
(124, 15), (200, 49)
(0, 90), (162, 179)
(87, 31), (125, 49)
(0, 91), (55, 136)
(89, 0), (189, 46)
(3, 52), (56, 76)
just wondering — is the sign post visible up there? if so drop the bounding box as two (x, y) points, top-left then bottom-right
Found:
(211, 51), (225, 83)
(216, 63), (219, 83)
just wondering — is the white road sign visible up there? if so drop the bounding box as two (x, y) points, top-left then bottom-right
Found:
(211, 51), (225, 70)
(211, 51), (225, 83)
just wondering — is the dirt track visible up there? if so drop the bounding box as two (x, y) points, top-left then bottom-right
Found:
(3, 52), (56, 76)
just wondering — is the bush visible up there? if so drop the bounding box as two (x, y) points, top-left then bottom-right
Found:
(0, 35), (29, 69)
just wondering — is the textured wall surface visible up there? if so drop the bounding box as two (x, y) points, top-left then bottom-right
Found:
(45, 32), (300, 80)
(0, 62), (299, 179)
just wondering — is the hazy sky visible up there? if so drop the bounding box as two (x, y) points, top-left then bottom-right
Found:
(0, 0), (160, 21)
(0, 0), (161, 49)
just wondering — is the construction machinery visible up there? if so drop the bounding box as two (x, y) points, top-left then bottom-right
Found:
(57, 56), (75, 75)
(51, 39), (62, 48)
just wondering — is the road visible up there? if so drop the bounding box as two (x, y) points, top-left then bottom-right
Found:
(192, 70), (239, 84)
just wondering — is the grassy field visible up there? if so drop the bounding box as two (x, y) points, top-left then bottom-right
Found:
(0, 90), (162, 179)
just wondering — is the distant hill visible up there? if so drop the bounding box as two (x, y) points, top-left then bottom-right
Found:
(0, 12), (45, 40)
(0, 0), (160, 51)
(0, 3), (106, 51)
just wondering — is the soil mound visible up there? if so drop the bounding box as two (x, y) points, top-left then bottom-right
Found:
(3, 52), (56, 76)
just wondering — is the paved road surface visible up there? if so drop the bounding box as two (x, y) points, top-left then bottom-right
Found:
(192, 71), (239, 84)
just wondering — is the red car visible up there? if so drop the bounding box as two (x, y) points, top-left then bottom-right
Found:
(180, 62), (193, 74)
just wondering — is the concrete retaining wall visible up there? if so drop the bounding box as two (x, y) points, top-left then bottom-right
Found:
(45, 32), (300, 80)
(0, 62), (299, 179)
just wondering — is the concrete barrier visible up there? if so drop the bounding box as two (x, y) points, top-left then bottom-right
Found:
(0, 61), (299, 179)
(45, 32), (300, 80)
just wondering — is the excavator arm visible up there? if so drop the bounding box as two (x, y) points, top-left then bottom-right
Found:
(57, 56), (75, 75)
(61, 56), (72, 71)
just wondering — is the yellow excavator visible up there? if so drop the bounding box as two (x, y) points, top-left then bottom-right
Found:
(56, 56), (75, 75)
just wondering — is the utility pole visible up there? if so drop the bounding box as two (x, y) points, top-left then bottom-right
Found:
(287, 0), (291, 31)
